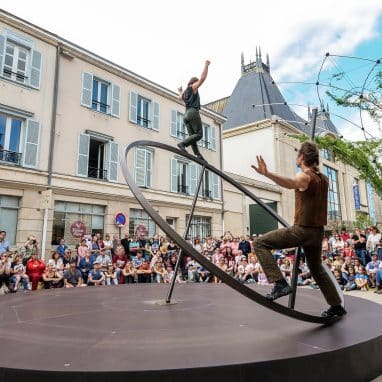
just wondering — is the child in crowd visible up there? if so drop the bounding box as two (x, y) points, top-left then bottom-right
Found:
(104, 264), (118, 286)
(355, 267), (369, 291)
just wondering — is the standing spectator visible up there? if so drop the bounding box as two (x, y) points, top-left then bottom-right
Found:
(56, 238), (68, 258)
(112, 234), (120, 256)
(26, 253), (46, 290)
(374, 262), (382, 294)
(340, 227), (350, 243)
(0, 231), (9, 255)
(112, 245), (128, 284)
(0, 251), (12, 292)
(103, 234), (113, 256)
(63, 260), (85, 288)
(238, 236), (251, 258)
(21, 236), (39, 265)
(120, 233), (131, 256)
(77, 239), (89, 265)
(193, 238), (202, 253)
(90, 235), (101, 257)
(366, 226), (381, 255)
(343, 242), (354, 258)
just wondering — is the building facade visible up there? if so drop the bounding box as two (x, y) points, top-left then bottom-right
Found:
(0, 10), (225, 256)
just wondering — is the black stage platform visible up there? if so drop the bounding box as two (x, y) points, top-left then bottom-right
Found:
(0, 284), (381, 382)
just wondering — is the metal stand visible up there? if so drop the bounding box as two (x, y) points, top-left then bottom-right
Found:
(288, 247), (301, 309)
(165, 163), (207, 303)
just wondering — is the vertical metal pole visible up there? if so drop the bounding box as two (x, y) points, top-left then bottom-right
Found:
(288, 247), (301, 309)
(166, 164), (207, 303)
(310, 107), (318, 140)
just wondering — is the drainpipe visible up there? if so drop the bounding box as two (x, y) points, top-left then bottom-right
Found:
(41, 44), (61, 259)
(219, 122), (225, 235)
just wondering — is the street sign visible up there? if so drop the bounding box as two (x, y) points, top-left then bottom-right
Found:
(115, 212), (126, 227)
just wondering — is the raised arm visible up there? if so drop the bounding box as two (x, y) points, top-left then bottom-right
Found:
(191, 60), (210, 92)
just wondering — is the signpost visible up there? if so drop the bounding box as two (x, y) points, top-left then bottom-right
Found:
(115, 212), (126, 239)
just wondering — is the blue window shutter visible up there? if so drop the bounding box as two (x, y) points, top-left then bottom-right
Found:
(129, 91), (138, 123)
(212, 173), (220, 200)
(170, 158), (178, 192)
(77, 134), (90, 177)
(0, 35), (5, 75)
(135, 148), (146, 187)
(189, 163), (198, 195)
(81, 72), (93, 107)
(170, 110), (177, 137)
(152, 101), (159, 131)
(211, 126), (216, 151)
(146, 150), (153, 187)
(29, 50), (42, 89)
(108, 141), (118, 182)
(23, 119), (40, 168)
(111, 84), (121, 118)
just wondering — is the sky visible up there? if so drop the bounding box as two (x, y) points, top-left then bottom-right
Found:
(2, 0), (382, 141)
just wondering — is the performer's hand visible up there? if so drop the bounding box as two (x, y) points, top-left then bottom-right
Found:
(205, 60), (211, 66)
(178, 86), (183, 93)
(251, 156), (268, 176)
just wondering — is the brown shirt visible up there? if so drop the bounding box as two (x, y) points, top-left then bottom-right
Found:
(294, 169), (328, 227)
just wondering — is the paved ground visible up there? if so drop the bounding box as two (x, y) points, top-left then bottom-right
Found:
(344, 288), (382, 305)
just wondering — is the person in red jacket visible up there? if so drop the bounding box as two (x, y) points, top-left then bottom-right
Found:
(26, 253), (46, 290)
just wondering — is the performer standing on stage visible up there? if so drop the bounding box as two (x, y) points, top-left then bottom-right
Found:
(251, 141), (346, 318)
(177, 60), (210, 160)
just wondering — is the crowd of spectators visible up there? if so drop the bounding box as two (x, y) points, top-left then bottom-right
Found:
(0, 226), (381, 295)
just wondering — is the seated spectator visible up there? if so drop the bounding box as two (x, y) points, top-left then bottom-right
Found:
(62, 249), (74, 269)
(245, 255), (260, 283)
(131, 250), (145, 269)
(51, 251), (64, 274)
(353, 258), (363, 274)
(344, 267), (357, 291)
(197, 260), (211, 283)
(26, 253), (46, 290)
(104, 264), (118, 286)
(112, 245), (128, 284)
(21, 236), (39, 265)
(185, 257), (199, 282)
(136, 260), (152, 283)
(95, 251), (112, 272)
(343, 242), (354, 258)
(279, 258), (292, 284)
(10, 253), (30, 292)
(333, 269), (346, 290)
(202, 237), (215, 257)
(163, 265), (175, 284)
(122, 260), (136, 284)
(211, 248), (223, 266)
(193, 238), (202, 253)
(366, 254), (380, 288)
(153, 260), (166, 283)
(63, 261), (85, 288)
(299, 259), (311, 282)
(235, 257), (248, 283)
(88, 261), (105, 286)
(0, 251), (12, 292)
(90, 235), (101, 257)
(214, 258), (228, 283)
(42, 263), (63, 289)
(355, 267), (369, 291)
(341, 256), (353, 281)
(0, 230), (10, 255)
(103, 234), (113, 256)
(374, 263), (382, 294)
(56, 238), (68, 258)
(257, 267), (269, 285)
(78, 250), (95, 283)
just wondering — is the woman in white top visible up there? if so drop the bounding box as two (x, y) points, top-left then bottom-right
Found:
(366, 226), (381, 254)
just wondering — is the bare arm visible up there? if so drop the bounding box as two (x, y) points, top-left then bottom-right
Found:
(178, 86), (184, 100)
(251, 155), (310, 190)
(191, 60), (210, 92)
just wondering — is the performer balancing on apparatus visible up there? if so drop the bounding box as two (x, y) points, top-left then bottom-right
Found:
(177, 60), (210, 160)
(251, 141), (346, 318)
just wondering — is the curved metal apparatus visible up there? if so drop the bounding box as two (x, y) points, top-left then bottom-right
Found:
(120, 140), (338, 324)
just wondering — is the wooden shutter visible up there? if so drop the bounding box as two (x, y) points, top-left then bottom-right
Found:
(81, 72), (93, 107)
(111, 84), (121, 117)
(29, 50), (42, 89)
(170, 110), (177, 137)
(0, 35), (5, 76)
(152, 101), (159, 131)
(23, 119), (40, 168)
(108, 141), (118, 182)
(77, 133), (90, 177)
(129, 91), (138, 123)
(170, 158), (178, 192)
(135, 148), (146, 187)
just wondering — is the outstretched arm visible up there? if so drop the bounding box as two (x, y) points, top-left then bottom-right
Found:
(251, 156), (310, 190)
(178, 86), (184, 100)
(191, 60), (210, 92)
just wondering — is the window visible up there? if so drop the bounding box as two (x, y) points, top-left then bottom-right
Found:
(129, 209), (156, 238)
(129, 91), (159, 130)
(198, 123), (216, 151)
(0, 114), (40, 168)
(135, 147), (153, 188)
(201, 169), (212, 199)
(0, 114), (22, 165)
(323, 165), (341, 221)
(52, 201), (105, 246)
(81, 72), (120, 117)
(0, 195), (19, 246)
(174, 160), (189, 194)
(171, 110), (188, 139)
(185, 215), (211, 240)
(77, 133), (118, 182)
(321, 148), (334, 162)
(0, 34), (41, 89)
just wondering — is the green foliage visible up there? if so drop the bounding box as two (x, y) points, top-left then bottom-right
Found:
(290, 134), (382, 196)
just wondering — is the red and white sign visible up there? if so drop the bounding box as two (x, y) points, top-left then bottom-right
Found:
(70, 221), (87, 238)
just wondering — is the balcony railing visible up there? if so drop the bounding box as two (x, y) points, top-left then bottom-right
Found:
(177, 184), (188, 194)
(88, 166), (107, 180)
(0, 149), (22, 166)
(201, 189), (212, 199)
(137, 116), (152, 128)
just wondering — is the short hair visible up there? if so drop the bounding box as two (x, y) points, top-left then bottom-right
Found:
(298, 141), (319, 170)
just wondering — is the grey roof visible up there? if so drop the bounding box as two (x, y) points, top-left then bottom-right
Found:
(221, 52), (339, 137)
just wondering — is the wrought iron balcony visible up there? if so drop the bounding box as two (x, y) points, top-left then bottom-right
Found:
(201, 189), (212, 199)
(88, 166), (107, 180)
(177, 184), (188, 194)
(0, 149), (22, 166)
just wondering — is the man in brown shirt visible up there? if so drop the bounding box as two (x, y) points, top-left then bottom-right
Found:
(251, 141), (346, 318)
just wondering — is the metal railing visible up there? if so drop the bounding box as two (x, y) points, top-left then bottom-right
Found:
(177, 184), (188, 194)
(0, 149), (22, 165)
(88, 166), (107, 180)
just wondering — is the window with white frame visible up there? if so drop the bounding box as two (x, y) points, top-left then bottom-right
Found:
(185, 215), (211, 241)
(77, 133), (118, 182)
(0, 33), (41, 89)
(129, 91), (159, 130)
(0, 113), (40, 168)
(129, 209), (156, 238)
(198, 123), (216, 151)
(0, 195), (19, 246)
(81, 72), (120, 117)
(323, 165), (341, 221)
(170, 110), (188, 139)
(135, 147), (153, 188)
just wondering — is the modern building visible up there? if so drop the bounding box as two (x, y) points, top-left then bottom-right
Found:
(207, 50), (382, 235)
(0, 9), (225, 256)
